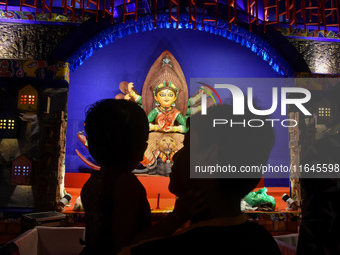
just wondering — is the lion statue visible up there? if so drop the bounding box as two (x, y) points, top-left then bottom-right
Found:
(133, 132), (184, 176)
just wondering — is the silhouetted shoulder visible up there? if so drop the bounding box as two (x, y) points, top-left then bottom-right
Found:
(128, 220), (281, 255)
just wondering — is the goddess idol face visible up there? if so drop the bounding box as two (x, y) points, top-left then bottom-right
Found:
(155, 89), (177, 108)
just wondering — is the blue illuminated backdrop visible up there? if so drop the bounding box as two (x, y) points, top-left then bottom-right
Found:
(66, 25), (291, 187)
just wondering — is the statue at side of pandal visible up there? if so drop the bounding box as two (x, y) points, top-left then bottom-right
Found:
(76, 50), (213, 176)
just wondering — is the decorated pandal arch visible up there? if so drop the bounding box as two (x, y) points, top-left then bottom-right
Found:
(67, 13), (294, 76)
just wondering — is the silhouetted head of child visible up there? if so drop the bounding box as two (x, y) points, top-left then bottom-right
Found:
(84, 99), (149, 171)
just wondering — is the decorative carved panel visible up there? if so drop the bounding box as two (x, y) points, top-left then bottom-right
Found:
(288, 39), (340, 74)
(0, 23), (75, 60)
